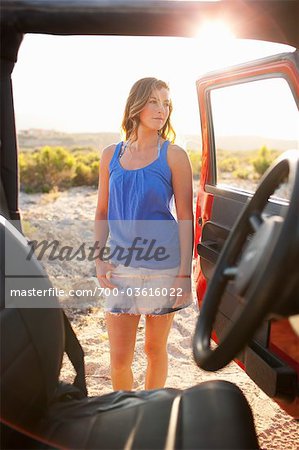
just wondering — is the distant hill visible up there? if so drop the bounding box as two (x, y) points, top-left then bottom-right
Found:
(183, 134), (298, 152)
(18, 129), (298, 153)
(18, 129), (121, 153)
(217, 135), (298, 152)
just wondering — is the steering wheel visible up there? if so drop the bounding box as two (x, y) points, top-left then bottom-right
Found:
(193, 151), (299, 371)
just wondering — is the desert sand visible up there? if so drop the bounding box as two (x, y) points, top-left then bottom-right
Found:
(19, 186), (299, 450)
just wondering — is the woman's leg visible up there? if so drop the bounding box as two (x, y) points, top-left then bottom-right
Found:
(105, 312), (141, 390)
(144, 313), (175, 390)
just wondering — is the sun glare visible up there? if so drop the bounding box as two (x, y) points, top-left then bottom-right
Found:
(195, 20), (235, 43)
(191, 20), (237, 73)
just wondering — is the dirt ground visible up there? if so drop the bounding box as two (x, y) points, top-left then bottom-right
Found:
(19, 186), (299, 450)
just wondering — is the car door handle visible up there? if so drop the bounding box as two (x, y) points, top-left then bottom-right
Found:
(197, 240), (220, 264)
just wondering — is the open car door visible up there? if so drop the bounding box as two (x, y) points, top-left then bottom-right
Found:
(194, 50), (299, 416)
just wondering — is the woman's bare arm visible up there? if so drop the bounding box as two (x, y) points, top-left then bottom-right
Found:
(168, 144), (194, 276)
(94, 144), (117, 288)
(168, 144), (194, 306)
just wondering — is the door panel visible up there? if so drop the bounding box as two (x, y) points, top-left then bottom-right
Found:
(197, 186), (289, 280)
(194, 51), (299, 412)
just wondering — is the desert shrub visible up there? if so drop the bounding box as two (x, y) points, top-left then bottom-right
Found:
(19, 151), (42, 193)
(19, 146), (76, 192)
(75, 152), (99, 165)
(20, 146), (100, 191)
(21, 219), (38, 238)
(233, 168), (250, 180)
(73, 162), (92, 186)
(90, 160), (100, 186)
(218, 157), (239, 172)
(187, 150), (202, 178)
(252, 145), (275, 177)
(73, 151), (99, 186)
(73, 159), (99, 186)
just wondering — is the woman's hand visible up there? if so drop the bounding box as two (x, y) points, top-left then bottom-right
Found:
(172, 275), (192, 309)
(95, 259), (118, 289)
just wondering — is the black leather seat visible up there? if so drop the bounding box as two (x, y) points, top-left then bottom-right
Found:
(0, 218), (259, 449)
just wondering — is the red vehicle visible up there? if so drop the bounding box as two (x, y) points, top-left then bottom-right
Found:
(193, 51), (299, 418)
(1, 1), (298, 449)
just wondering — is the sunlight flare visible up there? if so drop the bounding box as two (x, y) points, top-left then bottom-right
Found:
(195, 20), (235, 43)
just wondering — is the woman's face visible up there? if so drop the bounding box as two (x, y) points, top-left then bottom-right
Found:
(138, 88), (170, 132)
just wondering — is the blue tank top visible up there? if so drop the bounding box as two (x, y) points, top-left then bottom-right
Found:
(107, 140), (180, 269)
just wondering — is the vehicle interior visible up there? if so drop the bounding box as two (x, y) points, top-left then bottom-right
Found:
(193, 50), (299, 412)
(1, 1), (298, 449)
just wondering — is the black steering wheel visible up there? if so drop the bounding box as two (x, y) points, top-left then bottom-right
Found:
(193, 151), (299, 371)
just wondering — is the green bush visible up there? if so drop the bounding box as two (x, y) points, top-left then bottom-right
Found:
(233, 168), (250, 180)
(19, 146), (100, 192)
(73, 162), (92, 186)
(75, 152), (99, 165)
(252, 145), (274, 177)
(187, 150), (202, 178)
(90, 160), (100, 186)
(218, 157), (239, 173)
(20, 146), (75, 192)
(73, 160), (99, 186)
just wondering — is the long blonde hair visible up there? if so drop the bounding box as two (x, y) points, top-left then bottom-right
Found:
(121, 77), (176, 143)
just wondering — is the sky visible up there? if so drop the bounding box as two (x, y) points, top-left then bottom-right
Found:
(11, 21), (298, 143)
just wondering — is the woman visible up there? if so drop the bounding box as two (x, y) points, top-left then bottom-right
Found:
(95, 77), (194, 391)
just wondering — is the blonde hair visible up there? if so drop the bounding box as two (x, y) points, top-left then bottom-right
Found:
(121, 77), (176, 143)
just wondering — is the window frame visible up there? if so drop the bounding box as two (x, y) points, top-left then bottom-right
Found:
(196, 52), (299, 191)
